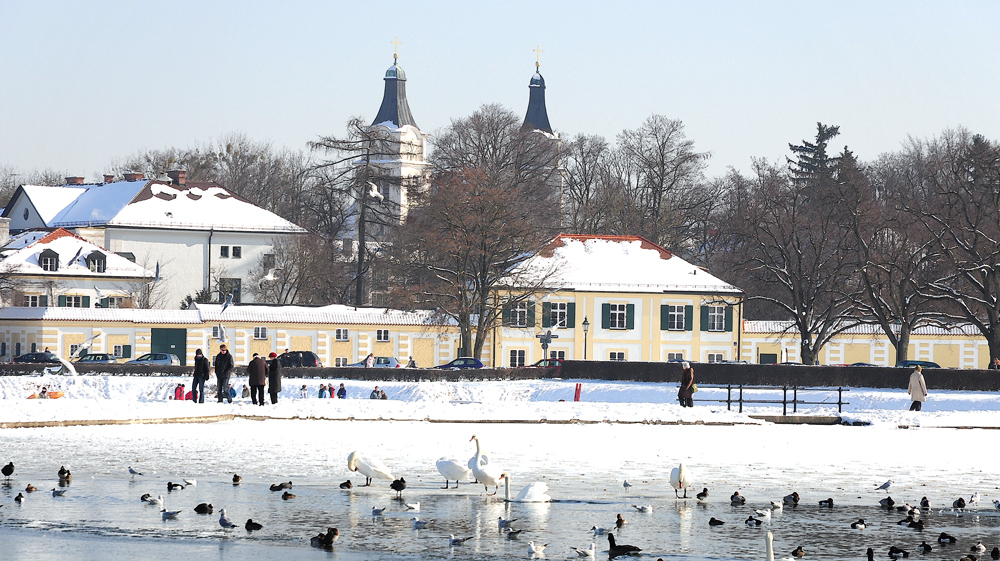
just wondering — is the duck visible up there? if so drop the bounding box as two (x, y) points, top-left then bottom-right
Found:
(783, 492), (799, 505)
(731, 491), (746, 505)
(888, 545), (909, 558)
(745, 516), (762, 526)
(436, 457), (471, 489)
(851, 518), (866, 529)
(917, 542), (932, 553)
(972, 542), (987, 553)
(897, 515), (914, 525)
(14, 492), (24, 503)
(232, 474), (242, 485)
(791, 546), (805, 557)
(25, 484), (37, 493)
(960, 556), (979, 561)
(696, 487), (709, 501)
(390, 477), (407, 498)
(866, 548), (874, 561)
(616, 513), (627, 528)
(880, 496), (895, 508)
(907, 519), (924, 531)
(954, 497), (967, 509)
(279, 481), (292, 489)
(818, 498), (833, 507)
(139, 493), (151, 502)
(161, 509), (182, 520)
(939, 532), (957, 543)
(991, 547), (999, 560)
(709, 517), (725, 526)
(339, 480), (352, 489)
(920, 496), (931, 508)
(322, 528), (339, 546)
(166, 481), (184, 491)
(310, 533), (325, 547)
(245, 519), (262, 531)
(194, 503), (213, 514)
(608, 533), (641, 559)
(57, 466), (70, 479)
(347, 451), (394, 487)
(269, 483), (283, 491)
(468, 436), (503, 495)
(282, 491), (296, 500)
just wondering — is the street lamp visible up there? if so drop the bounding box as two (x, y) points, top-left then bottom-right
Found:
(582, 316), (590, 360)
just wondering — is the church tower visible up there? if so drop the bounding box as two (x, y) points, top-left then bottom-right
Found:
(522, 49), (553, 134)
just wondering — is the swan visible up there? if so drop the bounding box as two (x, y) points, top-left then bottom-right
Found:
(766, 531), (774, 561)
(469, 435), (503, 495)
(669, 463), (690, 498)
(436, 457), (471, 489)
(501, 472), (551, 502)
(347, 451), (394, 486)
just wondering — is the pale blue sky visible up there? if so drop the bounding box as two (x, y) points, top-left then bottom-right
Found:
(1, 1), (998, 179)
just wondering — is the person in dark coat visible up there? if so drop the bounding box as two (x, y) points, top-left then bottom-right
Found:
(191, 349), (211, 403)
(214, 345), (235, 403)
(247, 353), (267, 406)
(677, 362), (695, 407)
(267, 352), (281, 404)
(336, 383), (346, 399)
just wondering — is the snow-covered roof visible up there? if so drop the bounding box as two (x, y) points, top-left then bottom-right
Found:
(743, 320), (984, 337)
(48, 180), (148, 227)
(194, 303), (449, 326)
(18, 185), (88, 224)
(510, 234), (743, 295)
(0, 307), (200, 324)
(0, 228), (153, 279)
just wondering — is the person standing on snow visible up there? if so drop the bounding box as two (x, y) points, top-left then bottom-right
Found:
(247, 353), (267, 406)
(677, 362), (695, 408)
(267, 352), (281, 405)
(191, 349), (210, 403)
(337, 383), (347, 399)
(214, 345), (235, 403)
(908, 365), (927, 411)
(370, 386), (380, 399)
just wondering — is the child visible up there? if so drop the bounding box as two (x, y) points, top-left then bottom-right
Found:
(318, 384), (328, 399)
(300, 384), (308, 399)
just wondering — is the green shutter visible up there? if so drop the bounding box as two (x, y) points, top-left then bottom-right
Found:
(526, 301), (535, 327)
(39, 295), (48, 307)
(541, 302), (551, 328)
(684, 305), (694, 331)
(122, 344), (132, 358)
(58, 295), (67, 307)
(100, 297), (109, 308)
(601, 303), (611, 329)
(82, 296), (91, 308)
(660, 305), (669, 330)
(725, 305), (734, 332)
(566, 303), (576, 328)
(700, 305), (710, 331)
(626, 304), (635, 330)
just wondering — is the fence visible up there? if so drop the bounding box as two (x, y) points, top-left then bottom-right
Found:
(695, 384), (850, 415)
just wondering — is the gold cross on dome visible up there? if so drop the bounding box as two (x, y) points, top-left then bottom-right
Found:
(392, 37), (401, 61)
(534, 45), (543, 69)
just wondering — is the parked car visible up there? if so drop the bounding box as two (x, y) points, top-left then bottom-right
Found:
(849, 362), (879, 367)
(346, 356), (402, 368)
(127, 353), (180, 366)
(895, 360), (941, 369)
(74, 353), (118, 364)
(435, 357), (484, 369)
(278, 351), (323, 368)
(528, 358), (563, 368)
(13, 352), (60, 364)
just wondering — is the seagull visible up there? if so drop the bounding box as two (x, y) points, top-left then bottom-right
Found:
(622, 480), (632, 491)
(258, 267), (284, 288)
(754, 509), (772, 522)
(372, 507), (386, 516)
(152, 261), (160, 284)
(528, 541), (547, 555)
(969, 492), (981, 507)
(68, 247), (83, 266)
(245, 519), (263, 531)
(571, 544), (596, 558)
(51, 488), (67, 497)
(93, 286), (106, 301)
(404, 502), (420, 511)
(449, 534), (473, 546)
(220, 293), (233, 313)
(161, 509), (182, 520)
(498, 515), (518, 530)
(128, 467), (143, 478)
(217, 324), (228, 343)
(183, 479), (197, 486)
(219, 509), (236, 529)
(770, 500), (783, 510)
(145, 494), (163, 507)
(412, 517), (429, 530)
(994, 499), (1000, 511)
(366, 181), (385, 202)
(591, 526), (608, 535)
(633, 504), (653, 513)
(506, 528), (523, 539)
(875, 480), (894, 493)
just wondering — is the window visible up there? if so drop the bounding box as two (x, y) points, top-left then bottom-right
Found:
(113, 344), (131, 358)
(41, 256), (58, 271)
(262, 253), (276, 271)
(211, 326), (220, 339)
(220, 246), (229, 258)
(69, 344), (80, 357)
(549, 302), (568, 328)
(609, 351), (626, 362)
(668, 352), (685, 361)
(15, 343), (21, 356)
(335, 329), (350, 341)
(335, 357), (348, 367)
(511, 302), (529, 328)
(87, 252), (106, 273)
(23, 295), (39, 307)
(510, 349), (526, 367)
(218, 278), (242, 303)
(253, 326), (268, 340)
(23, 208), (29, 220)
(550, 350), (566, 360)
(376, 329), (390, 342)
(609, 304), (627, 329)
(708, 306), (725, 332)
(707, 353), (724, 363)
(666, 305), (686, 331)
(107, 297), (124, 308)
(232, 246), (242, 259)
(63, 295), (84, 308)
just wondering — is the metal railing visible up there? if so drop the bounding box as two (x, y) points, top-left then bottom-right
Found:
(695, 384), (850, 415)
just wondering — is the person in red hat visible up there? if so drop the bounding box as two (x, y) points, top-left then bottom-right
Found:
(267, 352), (282, 404)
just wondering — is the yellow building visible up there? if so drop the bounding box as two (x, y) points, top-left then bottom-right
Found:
(496, 235), (744, 366)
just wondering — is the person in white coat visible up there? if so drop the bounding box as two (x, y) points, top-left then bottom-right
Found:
(907, 365), (927, 411)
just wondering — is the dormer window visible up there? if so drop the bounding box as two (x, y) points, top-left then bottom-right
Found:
(87, 251), (106, 273)
(39, 249), (58, 272)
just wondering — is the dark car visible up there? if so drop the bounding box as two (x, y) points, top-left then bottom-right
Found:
(278, 351), (323, 368)
(850, 362), (879, 367)
(529, 358), (563, 368)
(127, 353), (180, 366)
(435, 357), (484, 369)
(75, 353), (118, 364)
(13, 352), (60, 364)
(896, 360), (941, 369)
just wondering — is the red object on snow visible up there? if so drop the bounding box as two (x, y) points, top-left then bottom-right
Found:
(185, 391), (193, 400)
(174, 385), (185, 401)
(574, 383), (582, 402)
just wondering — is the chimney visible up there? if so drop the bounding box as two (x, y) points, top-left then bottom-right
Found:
(166, 169), (187, 186)
(103, 174), (115, 183)
(0, 218), (9, 247)
(123, 172), (144, 182)
(65, 176), (85, 185)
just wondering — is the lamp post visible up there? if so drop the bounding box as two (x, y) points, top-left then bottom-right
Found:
(582, 316), (590, 360)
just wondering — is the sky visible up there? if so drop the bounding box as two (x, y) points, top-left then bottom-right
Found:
(1, 1), (999, 180)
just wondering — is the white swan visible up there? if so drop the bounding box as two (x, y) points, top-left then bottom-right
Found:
(670, 463), (690, 498)
(469, 435), (503, 495)
(436, 457), (471, 489)
(766, 530), (774, 561)
(347, 451), (394, 486)
(501, 471), (551, 503)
